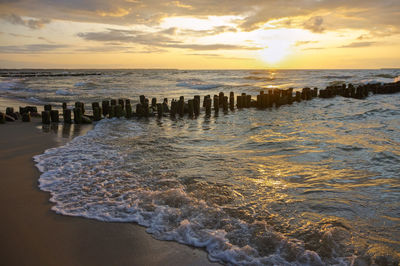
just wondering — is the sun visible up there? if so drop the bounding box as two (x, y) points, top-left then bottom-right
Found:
(259, 40), (291, 65)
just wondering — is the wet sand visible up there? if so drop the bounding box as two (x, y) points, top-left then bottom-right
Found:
(0, 119), (218, 266)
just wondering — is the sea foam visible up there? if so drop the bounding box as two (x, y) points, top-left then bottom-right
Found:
(34, 119), (327, 265)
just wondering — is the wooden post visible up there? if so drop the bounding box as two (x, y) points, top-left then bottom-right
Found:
(219, 92), (224, 107)
(118, 99), (125, 110)
(205, 97), (211, 115)
(139, 95), (145, 105)
(136, 104), (143, 117)
(157, 103), (163, 117)
(73, 108), (82, 124)
(213, 95), (219, 113)
(115, 104), (122, 118)
(102, 100), (110, 117)
(163, 98), (169, 113)
(178, 96), (184, 116)
(223, 96), (228, 112)
(125, 103), (133, 118)
(194, 95), (200, 116)
(295, 91), (301, 102)
(229, 92), (234, 110)
(143, 100), (149, 117)
(22, 112), (31, 122)
(188, 99), (194, 117)
(63, 109), (72, 124)
(62, 102), (67, 110)
(93, 107), (101, 121)
(246, 95), (251, 108)
(236, 95), (242, 108)
(151, 98), (157, 109)
(170, 100), (177, 117)
(50, 110), (59, 123)
(75, 102), (85, 114)
(42, 111), (51, 124)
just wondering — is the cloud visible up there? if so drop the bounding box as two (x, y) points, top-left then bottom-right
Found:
(295, 41), (319, 46)
(0, 44), (68, 53)
(77, 28), (259, 51)
(0, 1), (399, 37)
(1, 13), (50, 29)
(340, 41), (375, 48)
(303, 16), (324, 33)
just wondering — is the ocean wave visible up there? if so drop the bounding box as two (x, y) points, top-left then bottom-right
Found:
(33, 119), (371, 265)
(176, 81), (222, 90)
(55, 89), (76, 96)
(244, 76), (275, 81)
(322, 75), (353, 79)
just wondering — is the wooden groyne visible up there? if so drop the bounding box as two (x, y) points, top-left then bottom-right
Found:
(1, 81), (399, 125)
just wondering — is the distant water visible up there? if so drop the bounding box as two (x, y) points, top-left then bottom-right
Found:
(1, 69), (399, 265)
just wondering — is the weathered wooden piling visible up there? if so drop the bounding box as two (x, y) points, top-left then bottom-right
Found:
(22, 112), (31, 122)
(188, 99), (194, 117)
(178, 96), (185, 116)
(295, 91), (301, 102)
(156, 103), (163, 117)
(194, 95), (200, 116)
(143, 99), (150, 117)
(136, 103), (143, 117)
(229, 92), (235, 110)
(139, 95), (145, 105)
(213, 95), (219, 113)
(223, 96), (228, 112)
(93, 107), (101, 121)
(163, 98), (169, 113)
(50, 110), (59, 123)
(42, 111), (51, 124)
(111, 99), (117, 106)
(219, 92), (224, 107)
(236, 95), (242, 108)
(151, 98), (157, 109)
(118, 99), (125, 110)
(102, 100), (110, 117)
(63, 109), (72, 124)
(170, 100), (177, 117)
(62, 102), (67, 110)
(245, 95), (251, 108)
(73, 108), (82, 124)
(125, 103), (133, 118)
(205, 97), (212, 115)
(115, 104), (123, 118)
(75, 102), (85, 114)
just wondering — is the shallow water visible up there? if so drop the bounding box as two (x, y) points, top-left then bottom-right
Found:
(2, 69), (399, 265)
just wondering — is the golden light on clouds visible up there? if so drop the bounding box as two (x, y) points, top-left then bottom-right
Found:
(0, 0), (399, 68)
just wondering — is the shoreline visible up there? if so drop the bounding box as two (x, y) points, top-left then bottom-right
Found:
(0, 119), (218, 266)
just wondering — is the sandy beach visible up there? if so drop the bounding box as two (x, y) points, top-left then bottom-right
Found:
(0, 119), (217, 266)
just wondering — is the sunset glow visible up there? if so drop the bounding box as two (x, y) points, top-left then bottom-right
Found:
(0, 1), (399, 69)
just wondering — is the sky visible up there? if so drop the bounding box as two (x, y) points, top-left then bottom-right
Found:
(0, 0), (399, 69)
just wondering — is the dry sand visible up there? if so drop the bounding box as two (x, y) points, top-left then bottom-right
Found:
(0, 119), (218, 266)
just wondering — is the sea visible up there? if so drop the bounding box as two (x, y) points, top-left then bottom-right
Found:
(1, 69), (400, 265)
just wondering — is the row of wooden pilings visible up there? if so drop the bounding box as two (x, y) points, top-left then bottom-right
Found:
(1, 81), (400, 124)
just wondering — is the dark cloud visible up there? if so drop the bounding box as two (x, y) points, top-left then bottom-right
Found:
(0, 44), (68, 53)
(1, 13), (50, 29)
(0, 0), (399, 38)
(340, 42), (375, 48)
(303, 16), (324, 33)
